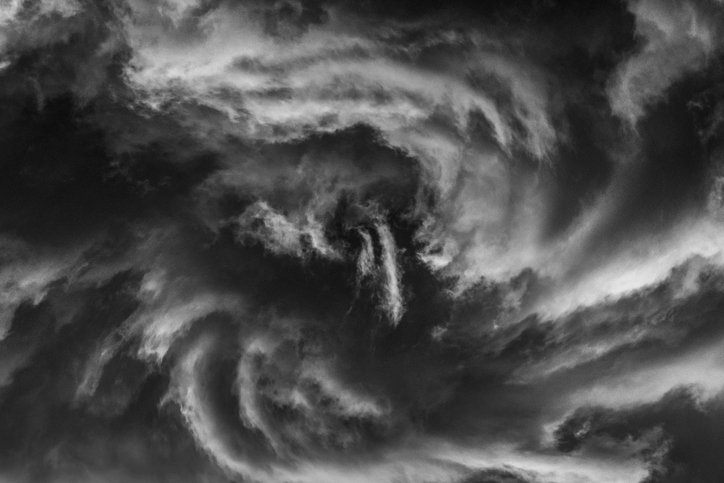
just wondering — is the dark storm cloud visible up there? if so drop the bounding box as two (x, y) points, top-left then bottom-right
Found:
(3, 0), (724, 482)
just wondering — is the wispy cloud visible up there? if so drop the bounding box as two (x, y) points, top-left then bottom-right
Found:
(2, 1), (724, 482)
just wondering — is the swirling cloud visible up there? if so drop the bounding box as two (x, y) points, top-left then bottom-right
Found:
(2, 1), (724, 483)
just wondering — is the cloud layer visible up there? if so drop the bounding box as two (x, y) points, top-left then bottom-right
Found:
(2, 1), (724, 482)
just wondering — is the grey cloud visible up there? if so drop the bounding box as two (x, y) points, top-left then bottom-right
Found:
(555, 386), (724, 483)
(3, 1), (724, 482)
(608, 0), (724, 124)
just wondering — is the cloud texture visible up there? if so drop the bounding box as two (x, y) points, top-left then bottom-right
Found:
(3, 0), (724, 482)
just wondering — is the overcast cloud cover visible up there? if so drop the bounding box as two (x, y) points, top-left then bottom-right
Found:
(2, 0), (724, 482)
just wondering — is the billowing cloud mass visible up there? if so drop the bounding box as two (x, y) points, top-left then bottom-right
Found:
(3, 0), (724, 482)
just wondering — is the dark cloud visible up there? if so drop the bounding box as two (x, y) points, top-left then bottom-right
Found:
(555, 386), (724, 483)
(2, 0), (724, 482)
(459, 468), (534, 483)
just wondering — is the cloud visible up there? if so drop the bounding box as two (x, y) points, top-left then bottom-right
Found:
(376, 221), (405, 324)
(3, 1), (724, 482)
(233, 200), (340, 260)
(555, 386), (724, 482)
(608, 0), (724, 124)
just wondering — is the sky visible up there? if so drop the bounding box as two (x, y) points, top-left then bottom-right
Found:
(1, 0), (724, 482)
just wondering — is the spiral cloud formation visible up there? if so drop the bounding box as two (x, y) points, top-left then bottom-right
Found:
(3, 1), (724, 482)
